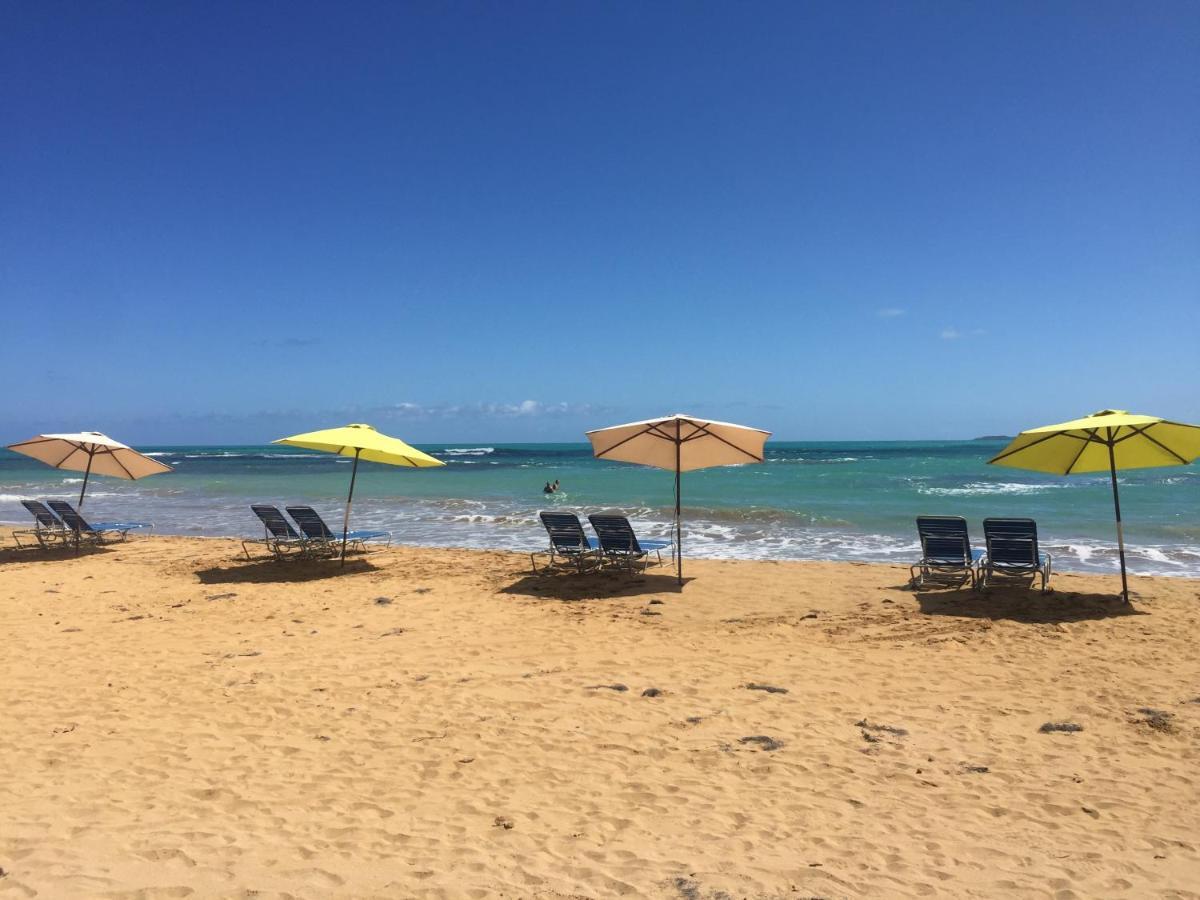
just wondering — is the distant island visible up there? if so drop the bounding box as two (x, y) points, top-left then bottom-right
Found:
(973, 435), (1014, 441)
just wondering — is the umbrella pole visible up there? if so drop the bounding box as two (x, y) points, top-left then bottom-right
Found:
(675, 436), (682, 586)
(1106, 437), (1129, 603)
(341, 449), (361, 568)
(78, 449), (94, 509)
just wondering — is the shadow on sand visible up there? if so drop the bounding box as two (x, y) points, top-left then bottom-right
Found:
(910, 584), (1143, 624)
(0, 544), (112, 565)
(501, 570), (692, 602)
(196, 557), (381, 584)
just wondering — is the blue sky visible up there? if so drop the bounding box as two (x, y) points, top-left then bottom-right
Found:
(2, 1), (1197, 444)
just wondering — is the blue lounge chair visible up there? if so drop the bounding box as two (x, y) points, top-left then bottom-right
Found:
(532, 511), (602, 573)
(47, 500), (150, 545)
(909, 516), (983, 589)
(587, 514), (674, 574)
(14, 500), (70, 549)
(244, 504), (309, 560)
(980, 518), (1053, 593)
(285, 505), (391, 556)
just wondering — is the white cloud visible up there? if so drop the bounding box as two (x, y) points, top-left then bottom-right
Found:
(381, 400), (603, 420)
(940, 327), (986, 340)
(877, 307), (906, 318)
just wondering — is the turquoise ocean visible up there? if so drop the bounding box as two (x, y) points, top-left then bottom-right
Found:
(2, 441), (1198, 577)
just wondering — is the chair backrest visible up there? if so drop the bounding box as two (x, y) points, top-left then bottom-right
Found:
(983, 517), (1040, 566)
(539, 512), (589, 551)
(251, 504), (300, 540)
(916, 515), (971, 563)
(22, 500), (62, 531)
(47, 500), (91, 533)
(285, 506), (334, 540)
(588, 514), (642, 554)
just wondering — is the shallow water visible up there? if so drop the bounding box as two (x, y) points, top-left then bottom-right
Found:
(2, 441), (1197, 576)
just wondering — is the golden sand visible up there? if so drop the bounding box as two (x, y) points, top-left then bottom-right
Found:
(2, 533), (1199, 898)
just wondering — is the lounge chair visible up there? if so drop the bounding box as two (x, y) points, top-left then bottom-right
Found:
(244, 504), (310, 560)
(587, 514), (674, 574)
(13, 500), (70, 549)
(284, 505), (391, 556)
(46, 500), (150, 545)
(909, 515), (983, 589)
(531, 511), (602, 574)
(979, 517), (1053, 593)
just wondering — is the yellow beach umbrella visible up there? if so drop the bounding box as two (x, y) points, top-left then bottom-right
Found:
(274, 423), (444, 565)
(586, 413), (771, 585)
(989, 410), (1200, 601)
(6, 431), (173, 509)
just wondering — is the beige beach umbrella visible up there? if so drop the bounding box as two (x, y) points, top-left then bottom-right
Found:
(6, 431), (173, 509)
(586, 414), (771, 585)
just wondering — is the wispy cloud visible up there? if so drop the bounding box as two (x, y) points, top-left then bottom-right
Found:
(877, 307), (906, 318)
(380, 400), (607, 420)
(86, 399), (612, 431)
(6, 399), (621, 444)
(940, 327), (986, 340)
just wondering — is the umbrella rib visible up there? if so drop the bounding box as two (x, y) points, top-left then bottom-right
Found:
(646, 423), (682, 441)
(9, 437), (57, 450)
(108, 447), (136, 479)
(692, 425), (764, 462)
(55, 441), (85, 468)
(593, 425), (657, 458)
(1063, 429), (1100, 475)
(1128, 424), (1190, 464)
(988, 430), (1085, 464)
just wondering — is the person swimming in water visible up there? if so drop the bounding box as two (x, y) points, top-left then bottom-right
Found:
(543, 481), (554, 494)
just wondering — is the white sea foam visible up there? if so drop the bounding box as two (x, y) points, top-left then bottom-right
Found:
(918, 481), (1071, 497)
(1067, 543), (1102, 565)
(441, 447), (495, 456)
(768, 456), (862, 464)
(175, 451), (321, 459)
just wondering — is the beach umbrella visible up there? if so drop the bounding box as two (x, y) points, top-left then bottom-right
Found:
(6, 431), (173, 508)
(273, 423), (444, 565)
(586, 414), (771, 585)
(989, 410), (1200, 602)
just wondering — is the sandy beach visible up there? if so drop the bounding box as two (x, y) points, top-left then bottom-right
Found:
(2, 533), (1199, 899)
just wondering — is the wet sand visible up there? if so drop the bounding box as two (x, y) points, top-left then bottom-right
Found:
(2, 533), (1199, 898)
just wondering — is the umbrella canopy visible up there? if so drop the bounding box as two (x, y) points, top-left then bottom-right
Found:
(6, 431), (173, 508)
(989, 409), (1200, 601)
(274, 423), (444, 564)
(586, 414), (771, 584)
